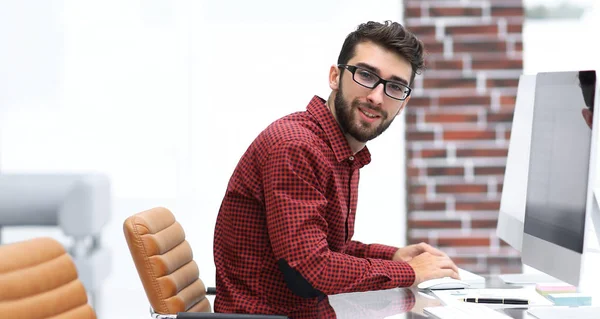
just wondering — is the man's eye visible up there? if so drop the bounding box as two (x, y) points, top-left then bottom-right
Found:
(357, 70), (374, 80)
(388, 83), (403, 92)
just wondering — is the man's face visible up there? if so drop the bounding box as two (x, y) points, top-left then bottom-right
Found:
(331, 41), (413, 143)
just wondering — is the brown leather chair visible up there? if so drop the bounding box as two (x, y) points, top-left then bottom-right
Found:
(123, 207), (287, 319)
(0, 237), (96, 319)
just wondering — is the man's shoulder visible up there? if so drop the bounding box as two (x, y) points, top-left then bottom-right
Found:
(259, 111), (324, 146)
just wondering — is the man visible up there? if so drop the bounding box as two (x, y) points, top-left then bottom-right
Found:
(213, 21), (459, 316)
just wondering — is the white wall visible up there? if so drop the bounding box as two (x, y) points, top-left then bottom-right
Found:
(0, 1), (406, 318)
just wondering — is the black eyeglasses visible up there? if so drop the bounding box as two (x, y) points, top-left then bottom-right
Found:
(338, 64), (412, 101)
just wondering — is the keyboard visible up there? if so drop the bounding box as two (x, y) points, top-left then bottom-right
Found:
(527, 306), (600, 319)
(424, 303), (511, 319)
(457, 268), (486, 284)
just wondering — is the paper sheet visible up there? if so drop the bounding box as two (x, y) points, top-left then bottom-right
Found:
(432, 288), (554, 309)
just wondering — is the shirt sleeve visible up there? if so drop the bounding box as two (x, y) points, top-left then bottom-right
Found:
(263, 139), (415, 295)
(345, 240), (399, 260)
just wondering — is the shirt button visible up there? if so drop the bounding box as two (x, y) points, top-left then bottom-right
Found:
(348, 156), (355, 161)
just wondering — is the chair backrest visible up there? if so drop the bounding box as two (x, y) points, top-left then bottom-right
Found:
(123, 207), (211, 314)
(0, 237), (96, 319)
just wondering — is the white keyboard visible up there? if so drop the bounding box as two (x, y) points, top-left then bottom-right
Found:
(424, 303), (511, 319)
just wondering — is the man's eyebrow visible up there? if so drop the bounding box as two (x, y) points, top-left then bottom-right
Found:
(355, 62), (409, 85)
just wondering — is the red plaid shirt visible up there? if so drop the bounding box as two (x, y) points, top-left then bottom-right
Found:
(213, 96), (415, 317)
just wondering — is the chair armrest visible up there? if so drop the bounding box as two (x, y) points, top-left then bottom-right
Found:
(176, 313), (288, 319)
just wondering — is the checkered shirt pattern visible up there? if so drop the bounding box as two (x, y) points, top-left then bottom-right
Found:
(213, 96), (415, 317)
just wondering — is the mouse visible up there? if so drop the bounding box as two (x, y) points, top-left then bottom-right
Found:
(417, 277), (471, 290)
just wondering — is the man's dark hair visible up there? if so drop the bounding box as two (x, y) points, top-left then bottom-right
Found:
(579, 70), (596, 112)
(337, 21), (425, 86)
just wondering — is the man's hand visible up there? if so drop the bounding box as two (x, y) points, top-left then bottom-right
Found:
(392, 242), (448, 262)
(407, 252), (460, 285)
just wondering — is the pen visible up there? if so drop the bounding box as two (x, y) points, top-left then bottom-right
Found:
(461, 298), (529, 305)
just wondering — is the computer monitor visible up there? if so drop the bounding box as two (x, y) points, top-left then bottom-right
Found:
(496, 74), (536, 252)
(521, 69), (600, 290)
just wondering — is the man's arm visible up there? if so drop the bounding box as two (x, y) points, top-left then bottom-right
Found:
(263, 140), (415, 296)
(345, 240), (399, 260)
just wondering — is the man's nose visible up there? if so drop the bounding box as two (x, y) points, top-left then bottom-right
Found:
(366, 83), (385, 107)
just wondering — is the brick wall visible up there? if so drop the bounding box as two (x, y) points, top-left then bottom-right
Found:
(403, 0), (524, 274)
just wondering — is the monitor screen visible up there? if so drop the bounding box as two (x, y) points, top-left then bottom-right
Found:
(523, 70), (596, 254)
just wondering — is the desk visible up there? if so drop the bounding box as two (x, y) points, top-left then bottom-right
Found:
(327, 276), (556, 318)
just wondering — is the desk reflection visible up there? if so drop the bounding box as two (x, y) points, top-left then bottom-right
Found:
(288, 276), (533, 318)
(327, 288), (440, 319)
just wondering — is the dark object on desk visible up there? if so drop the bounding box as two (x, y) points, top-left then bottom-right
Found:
(463, 298), (529, 305)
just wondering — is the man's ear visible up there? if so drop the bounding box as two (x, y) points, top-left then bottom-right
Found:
(329, 65), (340, 91)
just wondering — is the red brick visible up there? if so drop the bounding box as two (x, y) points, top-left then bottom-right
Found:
(406, 113), (417, 124)
(471, 219), (499, 228)
(407, 96), (433, 107)
(446, 24), (498, 36)
(425, 113), (478, 124)
(409, 25), (436, 36)
(407, 167), (420, 177)
(500, 104), (516, 112)
(498, 183), (504, 193)
(437, 184), (488, 194)
(500, 95), (517, 105)
(437, 237), (491, 247)
(472, 58), (522, 70)
(430, 6), (483, 17)
(505, 130), (511, 140)
(514, 41), (523, 52)
(456, 148), (508, 157)
(424, 41), (444, 54)
(487, 78), (520, 88)
(454, 40), (507, 53)
(486, 112), (513, 123)
(405, 7), (422, 18)
(423, 78), (476, 89)
(427, 166), (465, 176)
(421, 149), (447, 158)
(407, 131), (435, 141)
(507, 23), (523, 34)
(409, 201), (446, 211)
(456, 200), (500, 211)
(408, 220), (462, 228)
(439, 95), (491, 106)
(428, 58), (464, 70)
(491, 6), (524, 17)
(474, 166), (506, 175)
(443, 130), (496, 141)
(410, 184), (428, 195)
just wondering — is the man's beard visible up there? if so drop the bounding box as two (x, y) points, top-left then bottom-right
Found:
(333, 82), (394, 143)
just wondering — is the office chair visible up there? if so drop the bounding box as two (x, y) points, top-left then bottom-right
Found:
(123, 207), (288, 319)
(0, 237), (96, 319)
(0, 173), (112, 310)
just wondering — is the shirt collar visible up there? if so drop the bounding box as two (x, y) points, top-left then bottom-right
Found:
(307, 95), (371, 167)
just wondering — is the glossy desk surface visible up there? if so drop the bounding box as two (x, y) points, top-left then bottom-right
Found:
(326, 276), (565, 319)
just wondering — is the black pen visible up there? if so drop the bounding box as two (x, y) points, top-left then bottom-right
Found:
(461, 298), (529, 305)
